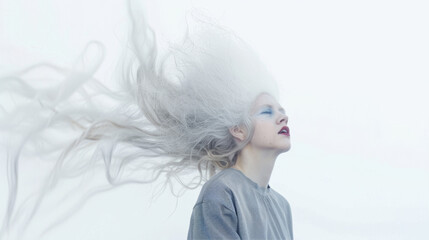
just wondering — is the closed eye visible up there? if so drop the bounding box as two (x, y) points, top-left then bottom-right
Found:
(261, 109), (273, 115)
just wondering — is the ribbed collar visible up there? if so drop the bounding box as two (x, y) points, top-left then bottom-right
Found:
(227, 168), (271, 195)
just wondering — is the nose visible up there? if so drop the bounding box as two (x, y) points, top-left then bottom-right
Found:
(278, 113), (288, 125)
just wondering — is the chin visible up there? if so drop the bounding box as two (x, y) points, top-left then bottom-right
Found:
(277, 144), (291, 154)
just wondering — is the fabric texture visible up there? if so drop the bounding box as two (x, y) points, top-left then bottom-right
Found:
(187, 168), (293, 240)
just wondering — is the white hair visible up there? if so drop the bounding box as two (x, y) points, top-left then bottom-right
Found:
(0, 4), (279, 239)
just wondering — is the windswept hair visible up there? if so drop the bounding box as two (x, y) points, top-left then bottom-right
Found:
(0, 3), (279, 239)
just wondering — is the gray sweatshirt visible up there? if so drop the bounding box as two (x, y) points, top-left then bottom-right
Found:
(187, 167), (294, 240)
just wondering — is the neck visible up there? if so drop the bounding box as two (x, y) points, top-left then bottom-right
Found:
(232, 145), (279, 188)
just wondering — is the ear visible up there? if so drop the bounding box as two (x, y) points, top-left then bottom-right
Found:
(229, 125), (246, 142)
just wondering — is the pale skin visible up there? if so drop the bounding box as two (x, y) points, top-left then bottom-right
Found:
(229, 93), (291, 188)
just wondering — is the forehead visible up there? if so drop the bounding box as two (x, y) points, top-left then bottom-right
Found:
(251, 93), (283, 111)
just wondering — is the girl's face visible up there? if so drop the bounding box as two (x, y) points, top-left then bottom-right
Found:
(249, 93), (291, 153)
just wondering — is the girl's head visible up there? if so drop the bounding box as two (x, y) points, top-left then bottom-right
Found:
(163, 21), (281, 172)
(229, 92), (291, 158)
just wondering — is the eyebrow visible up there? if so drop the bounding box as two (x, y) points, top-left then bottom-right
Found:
(258, 104), (286, 114)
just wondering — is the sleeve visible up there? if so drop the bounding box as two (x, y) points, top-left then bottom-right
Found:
(187, 201), (240, 240)
(283, 199), (294, 240)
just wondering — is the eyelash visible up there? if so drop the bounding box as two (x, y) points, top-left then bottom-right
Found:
(260, 108), (286, 116)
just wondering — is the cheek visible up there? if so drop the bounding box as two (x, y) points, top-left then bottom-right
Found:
(252, 122), (274, 143)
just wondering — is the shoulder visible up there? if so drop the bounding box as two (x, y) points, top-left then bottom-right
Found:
(270, 188), (292, 210)
(194, 168), (241, 210)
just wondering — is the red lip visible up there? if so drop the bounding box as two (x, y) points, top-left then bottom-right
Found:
(278, 126), (290, 136)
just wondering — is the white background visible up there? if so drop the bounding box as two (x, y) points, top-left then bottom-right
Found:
(1, 0), (428, 239)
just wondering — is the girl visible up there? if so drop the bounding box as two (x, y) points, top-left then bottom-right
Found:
(188, 92), (293, 239)
(0, 1), (293, 239)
